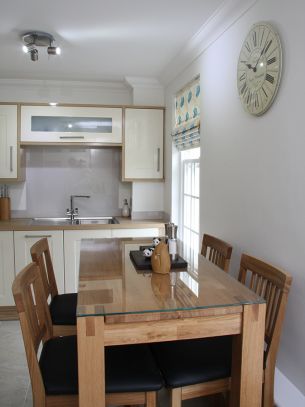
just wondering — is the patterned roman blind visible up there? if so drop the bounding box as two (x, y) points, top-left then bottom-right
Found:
(172, 76), (200, 151)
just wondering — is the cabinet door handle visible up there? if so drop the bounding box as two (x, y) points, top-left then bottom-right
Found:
(10, 146), (13, 172)
(157, 148), (160, 172)
(24, 235), (52, 238)
(59, 136), (85, 139)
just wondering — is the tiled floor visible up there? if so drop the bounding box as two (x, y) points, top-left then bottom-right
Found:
(0, 321), (32, 407)
(0, 320), (214, 407)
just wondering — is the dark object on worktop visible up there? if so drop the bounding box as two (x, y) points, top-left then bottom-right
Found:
(130, 250), (187, 271)
(0, 197), (11, 220)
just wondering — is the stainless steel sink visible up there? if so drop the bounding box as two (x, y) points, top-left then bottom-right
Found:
(73, 217), (119, 225)
(31, 216), (119, 225)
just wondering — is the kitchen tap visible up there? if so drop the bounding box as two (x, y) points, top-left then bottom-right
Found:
(66, 195), (90, 222)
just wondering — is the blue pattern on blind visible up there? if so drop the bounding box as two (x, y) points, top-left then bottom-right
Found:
(172, 77), (200, 151)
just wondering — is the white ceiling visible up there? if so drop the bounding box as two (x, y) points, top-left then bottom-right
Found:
(0, 0), (224, 83)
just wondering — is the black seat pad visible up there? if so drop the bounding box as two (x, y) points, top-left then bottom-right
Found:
(151, 336), (232, 388)
(50, 293), (77, 325)
(39, 336), (163, 395)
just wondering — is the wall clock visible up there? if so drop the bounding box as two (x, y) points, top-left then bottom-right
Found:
(237, 22), (282, 116)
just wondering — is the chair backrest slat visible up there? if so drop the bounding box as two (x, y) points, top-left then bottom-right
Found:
(201, 234), (233, 272)
(238, 254), (292, 368)
(30, 238), (58, 301)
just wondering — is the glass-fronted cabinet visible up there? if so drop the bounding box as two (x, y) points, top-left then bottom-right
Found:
(21, 105), (122, 144)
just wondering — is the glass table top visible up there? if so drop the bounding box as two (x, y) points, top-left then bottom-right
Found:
(77, 238), (264, 318)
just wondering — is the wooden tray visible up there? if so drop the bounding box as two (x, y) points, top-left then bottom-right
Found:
(129, 250), (188, 271)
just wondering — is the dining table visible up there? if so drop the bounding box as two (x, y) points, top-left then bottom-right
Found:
(76, 237), (266, 407)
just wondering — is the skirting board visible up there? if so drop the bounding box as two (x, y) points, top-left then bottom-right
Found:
(275, 367), (305, 407)
(0, 306), (18, 320)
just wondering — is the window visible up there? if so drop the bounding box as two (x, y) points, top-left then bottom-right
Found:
(172, 77), (201, 270)
(172, 77), (200, 269)
(180, 147), (200, 271)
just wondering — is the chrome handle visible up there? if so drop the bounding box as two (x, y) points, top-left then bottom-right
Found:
(157, 148), (160, 172)
(24, 235), (52, 238)
(59, 136), (85, 139)
(10, 146), (13, 172)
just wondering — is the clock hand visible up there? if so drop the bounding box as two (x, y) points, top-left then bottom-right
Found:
(254, 46), (266, 70)
(244, 62), (255, 71)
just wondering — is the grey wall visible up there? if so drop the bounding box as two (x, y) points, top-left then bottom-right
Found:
(164, 0), (305, 396)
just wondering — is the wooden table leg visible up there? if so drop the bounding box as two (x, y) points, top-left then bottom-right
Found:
(77, 316), (105, 407)
(230, 303), (266, 407)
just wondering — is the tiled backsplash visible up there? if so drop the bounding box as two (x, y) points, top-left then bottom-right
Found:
(10, 147), (131, 217)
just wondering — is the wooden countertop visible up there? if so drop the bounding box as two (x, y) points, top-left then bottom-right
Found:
(0, 217), (165, 231)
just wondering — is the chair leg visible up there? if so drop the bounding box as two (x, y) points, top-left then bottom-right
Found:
(146, 391), (157, 407)
(171, 388), (182, 407)
(263, 366), (275, 407)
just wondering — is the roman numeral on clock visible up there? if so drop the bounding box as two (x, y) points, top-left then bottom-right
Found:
(252, 31), (257, 47)
(239, 72), (246, 81)
(254, 93), (259, 108)
(261, 86), (268, 98)
(264, 39), (272, 54)
(266, 73), (275, 84)
(245, 42), (251, 53)
(267, 56), (276, 65)
(240, 82), (247, 94)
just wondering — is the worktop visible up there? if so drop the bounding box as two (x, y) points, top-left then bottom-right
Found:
(0, 217), (165, 231)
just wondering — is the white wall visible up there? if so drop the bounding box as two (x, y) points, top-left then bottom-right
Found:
(163, 0), (305, 398)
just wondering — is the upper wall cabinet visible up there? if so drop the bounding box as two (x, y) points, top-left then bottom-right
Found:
(123, 108), (164, 181)
(20, 105), (123, 145)
(0, 104), (21, 181)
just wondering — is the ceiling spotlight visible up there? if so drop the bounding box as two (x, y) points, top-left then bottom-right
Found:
(47, 46), (61, 55)
(21, 31), (61, 62)
(30, 49), (38, 61)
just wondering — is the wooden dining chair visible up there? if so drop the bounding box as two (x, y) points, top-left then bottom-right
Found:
(12, 262), (163, 407)
(201, 234), (233, 272)
(238, 254), (292, 407)
(151, 253), (292, 407)
(30, 237), (77, 336)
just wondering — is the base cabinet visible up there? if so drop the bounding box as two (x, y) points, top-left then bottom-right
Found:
(111, 228), (160, 238)
(0, 232), (15, 306)
(64, 230), (112, 293)
(0, 226), (164, 309)
(64, 228), (162, 293)
(14, 231), (65, 294)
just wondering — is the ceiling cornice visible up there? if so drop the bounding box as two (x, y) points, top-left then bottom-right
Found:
(124, 76), (164, 90)
(0, 78), (129, 91)
(159, 0), (258, 86)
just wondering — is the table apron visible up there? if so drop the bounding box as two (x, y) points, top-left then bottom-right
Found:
(103, 312), (242, 346)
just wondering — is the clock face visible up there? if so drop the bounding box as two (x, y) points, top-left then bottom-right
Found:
(237, 22), (282, 116)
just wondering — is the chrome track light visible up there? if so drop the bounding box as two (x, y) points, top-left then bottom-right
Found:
(21, 31), (61, 61)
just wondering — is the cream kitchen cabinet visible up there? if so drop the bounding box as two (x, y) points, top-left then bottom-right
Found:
(111, 227), (161, 238)
(0, 104), (20, 181)
(123, 108), (164, 180)
(14, 230), (65, 293)
(21, 105), (123, 144)
(0, 232), (15, 306)
(64, 229), (112, 293)
(64, 227), (163, 293)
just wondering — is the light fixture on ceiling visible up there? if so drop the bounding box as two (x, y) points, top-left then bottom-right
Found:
(22, 31), (61, 61)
